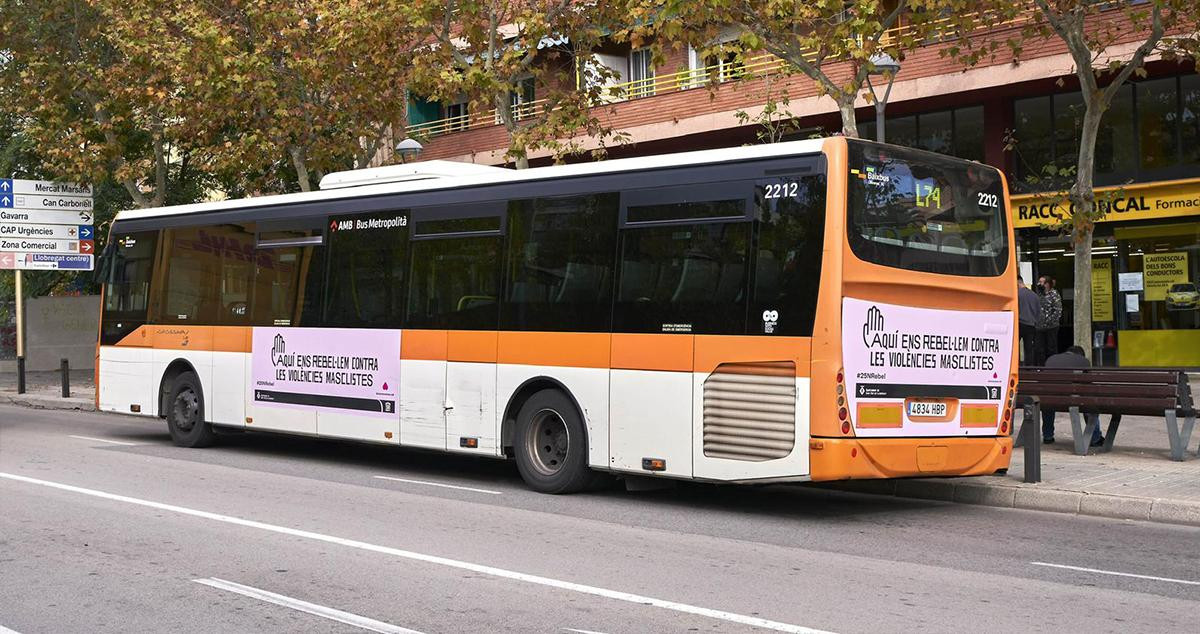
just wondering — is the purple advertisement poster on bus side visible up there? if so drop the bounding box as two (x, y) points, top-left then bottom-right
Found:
(250, 327), (399, 417)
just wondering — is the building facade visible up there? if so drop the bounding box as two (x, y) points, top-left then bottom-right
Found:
(405, 15), (1200, 367)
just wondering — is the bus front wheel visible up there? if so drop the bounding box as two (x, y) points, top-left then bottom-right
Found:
(166, 371), (216, 448)
(514, 389), (595, 494)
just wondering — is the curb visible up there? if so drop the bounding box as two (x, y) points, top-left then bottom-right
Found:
(0, 392), (96, 412)
(817, 478), (1200, 528)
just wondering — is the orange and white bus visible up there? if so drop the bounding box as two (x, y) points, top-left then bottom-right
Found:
(97, 137), (1017, 493)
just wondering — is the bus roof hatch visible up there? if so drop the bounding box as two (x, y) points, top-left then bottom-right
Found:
(318, 160), (509, 190)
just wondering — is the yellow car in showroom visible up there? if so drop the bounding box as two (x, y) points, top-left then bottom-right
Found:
(1166, 282), (1199, 310)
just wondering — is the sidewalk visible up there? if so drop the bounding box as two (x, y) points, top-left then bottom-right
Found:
(0, 370), (95, 411)
(824, 410), (1200, 527)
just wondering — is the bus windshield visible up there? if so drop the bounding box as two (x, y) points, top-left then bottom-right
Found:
(846, 140), (1008, 277)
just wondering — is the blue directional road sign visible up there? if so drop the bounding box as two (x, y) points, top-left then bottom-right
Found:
(78, 225), (93, 240)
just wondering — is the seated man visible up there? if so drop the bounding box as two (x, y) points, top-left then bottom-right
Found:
(1042, 345), (1104, 446)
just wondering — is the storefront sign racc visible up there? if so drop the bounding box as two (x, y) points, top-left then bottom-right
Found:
(1011, 178), (1200, 229)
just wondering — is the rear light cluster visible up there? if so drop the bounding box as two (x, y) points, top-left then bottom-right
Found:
(836, 367), (851, 434)
(1001, 375), (1018, 434)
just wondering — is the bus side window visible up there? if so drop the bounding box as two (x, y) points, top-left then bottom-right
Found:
(502, 193), (618, 332)
(156, 224), (255, 326)
(323, 211), (407, 328)
(407, 210), (502, 330)
(614, 220), (751, 335)
(751, 173), (826, 336)
(252, 231), (324, 328)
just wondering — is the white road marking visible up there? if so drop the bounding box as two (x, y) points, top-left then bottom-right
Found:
(1, 625), (23, 634)
(373, 475), (502, 495)
(67, 435), (139, 447)
(194, 577), (422, 634)
(1032, 562), (1200, 586)
(563, 628), (610, 634)
(0, 472), (830, 634)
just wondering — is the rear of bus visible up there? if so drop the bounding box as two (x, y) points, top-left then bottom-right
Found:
(809, 138), (1017, 480)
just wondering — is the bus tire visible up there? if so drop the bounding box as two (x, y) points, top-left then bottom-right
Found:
(514, 389), (595, 494)
(166, 371), (215, 448)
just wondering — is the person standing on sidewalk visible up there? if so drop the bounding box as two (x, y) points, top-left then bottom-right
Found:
(1035, 274), (1062, 363)
(1041, 346), (1104, 446)
(1017, 274), (1039, 365)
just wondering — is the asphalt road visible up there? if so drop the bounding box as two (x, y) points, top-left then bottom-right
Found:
(1, 404), (1197, 633)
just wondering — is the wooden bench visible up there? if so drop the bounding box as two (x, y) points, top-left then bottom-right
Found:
(1016, 368), (1197, 461)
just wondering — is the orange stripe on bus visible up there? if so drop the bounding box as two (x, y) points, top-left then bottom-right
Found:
(212, 326), (251, 352)
(447, 330), (497, 363)
(401, 329), (447, 360)
(694, 335), (811, 376)
(498, 332), (610, 368)
(611, 333), (693, 372)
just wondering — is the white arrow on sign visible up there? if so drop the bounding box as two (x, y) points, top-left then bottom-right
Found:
(0, 209), (95, 226)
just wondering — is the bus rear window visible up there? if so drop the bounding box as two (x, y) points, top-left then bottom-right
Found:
(846, 140), (1008, 277)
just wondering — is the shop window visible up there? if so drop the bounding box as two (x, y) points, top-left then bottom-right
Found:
(917, 110), (953, 156)
(1052, 90), (1086, 174)
(953, 105), (985, 163)
(502, 193), (619, 332)
(1099, 84), (1136, 175)
(1113, 223), (1200, 367)
(1012, 72), (1199, 189)
(1178, 74), (1199, 166)
(885, 114), (918, 150)
(1136, 78), (1176, 170)
(1013, 96), (1054, 183)
(858, 106), (984, 162)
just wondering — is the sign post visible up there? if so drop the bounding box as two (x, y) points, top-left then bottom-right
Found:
(15, 269), (23, 394)
(2, 178), (94, 392)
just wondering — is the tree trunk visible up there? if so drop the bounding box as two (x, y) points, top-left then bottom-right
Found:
(837, 95), (859, 138)
(288, 145), (313, 192)
(1069, 107), (1103, 360)
(495, 92), (529, 169)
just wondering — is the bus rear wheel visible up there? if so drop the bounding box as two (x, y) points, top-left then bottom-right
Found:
(514, 389), (595, 494)
(166, 371), (216, 448)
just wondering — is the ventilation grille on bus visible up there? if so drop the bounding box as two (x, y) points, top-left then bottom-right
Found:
(702, 361), (796, 461)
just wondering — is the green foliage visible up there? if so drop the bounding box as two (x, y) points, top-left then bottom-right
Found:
(408, 0), (632, 167)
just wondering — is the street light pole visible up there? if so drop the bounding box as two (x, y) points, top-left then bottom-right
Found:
(865, 53), (901, 143)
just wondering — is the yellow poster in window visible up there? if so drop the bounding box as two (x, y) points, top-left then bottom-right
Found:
(1142, 252), (1189, 301)
(1091, 258), (1113, 321)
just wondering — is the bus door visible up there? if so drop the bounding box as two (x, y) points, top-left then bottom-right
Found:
(407, 206), (504, 455)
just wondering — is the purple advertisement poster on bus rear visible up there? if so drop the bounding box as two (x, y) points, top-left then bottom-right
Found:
(251, 327), (399, 416)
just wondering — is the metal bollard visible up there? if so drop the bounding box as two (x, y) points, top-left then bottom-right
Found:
(17, 356), (25, 394)
(61, 358), (70, 398)
(1023, 397), (1042, 484)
